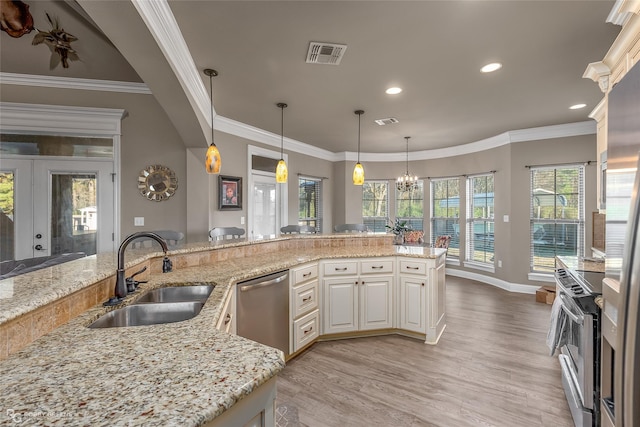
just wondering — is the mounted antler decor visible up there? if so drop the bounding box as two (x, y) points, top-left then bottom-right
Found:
(0, 0), (34, 38)
(32, 12), (79, 69)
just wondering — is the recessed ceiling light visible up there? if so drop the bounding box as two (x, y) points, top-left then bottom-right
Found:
(569, 103), (587, 110)
(480, 63), (502, 73)
(386, 87), (402, 95)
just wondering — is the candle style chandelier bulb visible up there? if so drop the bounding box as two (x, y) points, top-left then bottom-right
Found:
(276, 102), (288, 183)
(204, 69), (221, 174)
(397, 136), (418, 192)
(353, 110), (365, 185)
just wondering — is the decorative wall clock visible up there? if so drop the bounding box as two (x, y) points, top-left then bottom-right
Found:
(138, 164), (178, 202)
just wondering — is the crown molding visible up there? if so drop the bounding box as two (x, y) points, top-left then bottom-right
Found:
(0, 102), (126, 136)
(607, 0), (640, 26)
(0, 72), (151, 94)
(215, 115), (337, 162)
(339, 121), (595, 162)
(132, 0), (213, 125)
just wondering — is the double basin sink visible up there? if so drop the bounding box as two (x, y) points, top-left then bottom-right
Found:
(89, 284), (214, 329)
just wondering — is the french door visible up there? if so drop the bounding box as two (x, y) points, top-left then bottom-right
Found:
(0, 158), (115, 261)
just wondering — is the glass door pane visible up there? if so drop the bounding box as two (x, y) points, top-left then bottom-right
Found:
(0, 171), (15, 261)
(50, 173), (97, 256)
(252, 175), (277, 239)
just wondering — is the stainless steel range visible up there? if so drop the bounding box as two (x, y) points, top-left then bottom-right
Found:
(554, 268), (604, 427)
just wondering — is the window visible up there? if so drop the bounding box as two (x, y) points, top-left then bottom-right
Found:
(298, 177), (322, 232)
(430, 178), (460, 258)
(396, 180), (424, 231)
(530, 165), (584, 273)
(363, 181), (389, 232)
(466, 174), (494, 266)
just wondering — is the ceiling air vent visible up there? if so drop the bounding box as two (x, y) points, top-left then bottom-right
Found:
(306, 42), (347, 65)
(374, 117), (399, 126)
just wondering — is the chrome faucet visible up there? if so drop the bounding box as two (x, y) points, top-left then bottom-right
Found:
(104, 232), (173, 306)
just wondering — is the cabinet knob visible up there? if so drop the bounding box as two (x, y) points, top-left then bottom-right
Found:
(421, 283), (425, 287)
(224, 313), (232, 325)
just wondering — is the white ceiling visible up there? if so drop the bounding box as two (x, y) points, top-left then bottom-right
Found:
(1, 1), (622, 155)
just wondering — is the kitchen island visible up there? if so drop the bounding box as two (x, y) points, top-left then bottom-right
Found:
(0, 235), (446, 426)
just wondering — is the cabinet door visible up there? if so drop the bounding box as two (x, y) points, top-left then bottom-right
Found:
(399, 276), (425, 333)
(323, 277), (358, 334)
(359, 276), (393, 331)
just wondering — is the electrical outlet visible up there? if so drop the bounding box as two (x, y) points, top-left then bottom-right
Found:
(134, 217), (144, 226)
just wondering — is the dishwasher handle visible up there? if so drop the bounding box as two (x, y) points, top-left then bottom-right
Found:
(238, 271), (288, 292)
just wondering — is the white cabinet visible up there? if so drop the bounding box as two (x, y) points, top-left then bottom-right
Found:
(216, 286), (236, 334)
(290, 262), (319, 354)
(397, 254), (447, 344)
(398, 275), (425, 333)
(322, 258), (393, 335)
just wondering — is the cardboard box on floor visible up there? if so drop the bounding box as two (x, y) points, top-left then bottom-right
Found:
(536, 285), (556, 304)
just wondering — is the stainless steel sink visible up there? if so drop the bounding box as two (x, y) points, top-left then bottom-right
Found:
(88, 302), (204, 328)
(135, 285), (214, 303)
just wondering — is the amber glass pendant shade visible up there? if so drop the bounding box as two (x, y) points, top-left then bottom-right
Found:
(205, 143), (221, 174)
(353, 162), (364, 185)
(276, 159), (288, 183)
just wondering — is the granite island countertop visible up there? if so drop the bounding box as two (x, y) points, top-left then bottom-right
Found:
(0, 236), (446, 426)
(557, 255), (606, 273)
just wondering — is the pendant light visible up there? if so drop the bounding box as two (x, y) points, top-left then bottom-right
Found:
(204, 69), (221, 174)
(397, 136), (418, 192)
(276, 102), (288, 183)
(352, 110), (365, 185)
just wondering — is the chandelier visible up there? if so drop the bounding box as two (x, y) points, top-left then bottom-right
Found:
(396, 136), (418, 192)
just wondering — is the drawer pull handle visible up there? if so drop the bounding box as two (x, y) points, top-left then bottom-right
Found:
(304, 326), (313, 335)
(224, 313), (232, 325)
(302, 272), (312, 277)
(406, 266), (419, 270)
(335, 267), (348, 271)
(371, 266), (384, 269)
(302, 296), (312, 302)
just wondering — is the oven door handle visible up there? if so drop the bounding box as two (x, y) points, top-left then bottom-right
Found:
(559, 294), (584, 325)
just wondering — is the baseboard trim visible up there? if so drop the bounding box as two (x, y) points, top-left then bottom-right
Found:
(446, 268), (540, 294)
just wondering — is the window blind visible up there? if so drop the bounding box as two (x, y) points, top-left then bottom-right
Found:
(396, 180), (424, 231)
(430, 178), (460, 258)
(298, 177), (322, 232)
(363, 181), (389, 232)
(465, 174), (494, 265)
(529, 165), (584, 272)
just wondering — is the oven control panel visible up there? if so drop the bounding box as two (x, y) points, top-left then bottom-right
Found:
(556, 269), (588, 297)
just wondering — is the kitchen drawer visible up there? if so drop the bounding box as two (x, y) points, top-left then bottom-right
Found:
(293, 263), (318, 285)
(399, 259), (427, 275)
(360, 258), (394, 275)
(292, 279), (319, 319)
(293, 309), (319, 352)
(323, 261), (358, 276)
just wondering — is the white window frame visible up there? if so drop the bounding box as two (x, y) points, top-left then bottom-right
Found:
(362, 180), (389, 232)
(395, 180), (424, 231)
(298, 175), (322, 232)
(464, 173), (495, 272)
(430, 177), (460, 261)
(528, 164), (584, 276)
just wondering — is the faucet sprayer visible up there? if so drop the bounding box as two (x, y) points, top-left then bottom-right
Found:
(104, 232), (173, 306)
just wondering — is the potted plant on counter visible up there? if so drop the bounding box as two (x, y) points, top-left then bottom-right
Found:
(386, 218), (411, 245)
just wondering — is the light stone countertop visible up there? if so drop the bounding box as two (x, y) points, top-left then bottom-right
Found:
(0, 236), (445, 426)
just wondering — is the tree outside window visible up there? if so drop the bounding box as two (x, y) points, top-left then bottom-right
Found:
(431, 178), (460, 258)
(466, 174), (494, 265)
(396, 180), (424, 231)
(530, 166), (584, 272)
(363, 181), (388, 232)
(298, 177), (322, 232)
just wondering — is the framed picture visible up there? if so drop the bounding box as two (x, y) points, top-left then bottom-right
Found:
(219, 175), (242, 210)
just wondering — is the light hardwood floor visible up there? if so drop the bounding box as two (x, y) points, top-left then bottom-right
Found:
(276, 276), (573, 427)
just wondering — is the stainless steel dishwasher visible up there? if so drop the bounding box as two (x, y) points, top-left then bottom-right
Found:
(236, 270), (289, 356)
